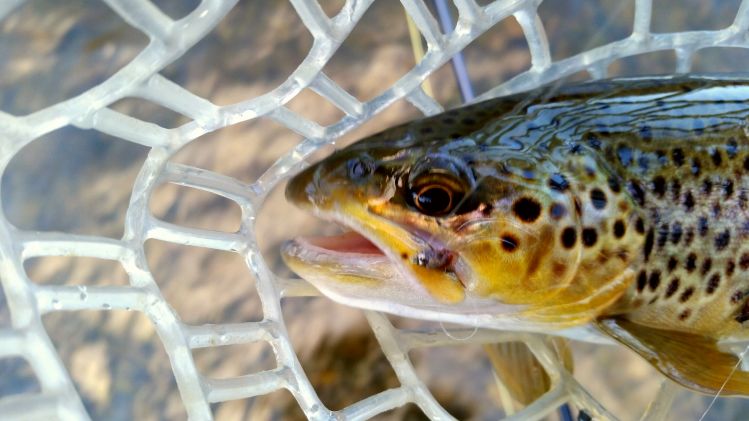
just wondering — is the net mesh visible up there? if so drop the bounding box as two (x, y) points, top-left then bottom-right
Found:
(1, 0), (748, 419)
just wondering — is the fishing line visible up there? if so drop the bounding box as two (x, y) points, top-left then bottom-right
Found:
(439, 296), (479, 341)
(439, 319), (479, 341)
(697, 343), (749, 421)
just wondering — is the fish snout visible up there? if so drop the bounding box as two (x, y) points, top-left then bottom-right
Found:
(285, 165), (317, 210)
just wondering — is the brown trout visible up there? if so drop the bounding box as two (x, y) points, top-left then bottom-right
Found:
(282, 75), (749, 396)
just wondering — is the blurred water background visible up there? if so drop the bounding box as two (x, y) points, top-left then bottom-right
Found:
(3, 0), (749, 420)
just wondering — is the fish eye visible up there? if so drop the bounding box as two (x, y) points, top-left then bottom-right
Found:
(413, 184), (454, 215)
(406, 154), (474, 216)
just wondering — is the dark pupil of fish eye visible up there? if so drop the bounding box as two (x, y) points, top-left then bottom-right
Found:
(416, 185), (452, 214)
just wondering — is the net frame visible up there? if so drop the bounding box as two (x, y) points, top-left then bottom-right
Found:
(1, 0), (748, 419)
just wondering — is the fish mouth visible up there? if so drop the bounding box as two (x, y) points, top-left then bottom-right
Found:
(281, 202), (468, 305)
(282, 229), (394, 284)
(291, 230), (383, 258)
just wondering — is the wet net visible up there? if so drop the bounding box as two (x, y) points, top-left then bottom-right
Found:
(2, 0), (749, 420)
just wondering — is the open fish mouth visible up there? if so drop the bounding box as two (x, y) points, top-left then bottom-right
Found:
(282, 229), (396, 285)
(282, 191), (493, 311)
(281, 209), (445, 301)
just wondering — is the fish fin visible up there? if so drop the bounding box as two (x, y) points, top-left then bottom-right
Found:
(483, 337), (573, 405)
(597, 317), (749, 396)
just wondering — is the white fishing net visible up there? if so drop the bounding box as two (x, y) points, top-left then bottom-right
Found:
(2, 0), (749, 420)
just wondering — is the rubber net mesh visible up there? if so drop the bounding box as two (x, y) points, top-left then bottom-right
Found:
(2, 0), (749, 420)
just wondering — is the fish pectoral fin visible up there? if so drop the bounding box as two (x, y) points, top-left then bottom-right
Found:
(483, 337), (573, 406)
(597, 317), (749, 396)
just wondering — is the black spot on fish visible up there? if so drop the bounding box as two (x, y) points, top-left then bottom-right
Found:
(657, 223), (669, 248)
(740, 252), (749, 270)
(652, 176), (666, 197)
(582, 228), (598, 247)
(461, 118), (477, 126)
(643, 229), (654, 261)
(548, 173), (569, 191)
(561, 227), (577, 249)
(680, 287), (695, 302)
(701, 258), (713, 276)
(740, 190), (748, 210)
(731, 290), (744, 304)
(501, 235), (519, 252)
(613, 220), (626, 238)
(627, 180), (646, 206)
(420, 126), (434, 134)
(635, 217), (645, 234)
(648, 270), (661, 291)
(712, 201), (722, 218)
(727, 259), (736, 276)
(665, 278), (680, 298)
(667, 256), (678, 272)
(715, 230), (731, 251)
(672, 148), (685, 167)
(671, 222), (683, 244)
(698, 216), (709, 236)
(685, 227), (695, 245)
(710, 149), (723, 167)
(679, 309), (692, 321)
(706, 273), (721, 294)
(512, 197), (542, 223)
(608, 177), (621, 193)
(686, 253), (697, 273)
(590, 188), (607, 210)
(637, 271), (647, 292)
(743, 156), (749, 172)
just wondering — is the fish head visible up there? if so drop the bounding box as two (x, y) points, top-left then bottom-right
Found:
(282, 118), (585, 326)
